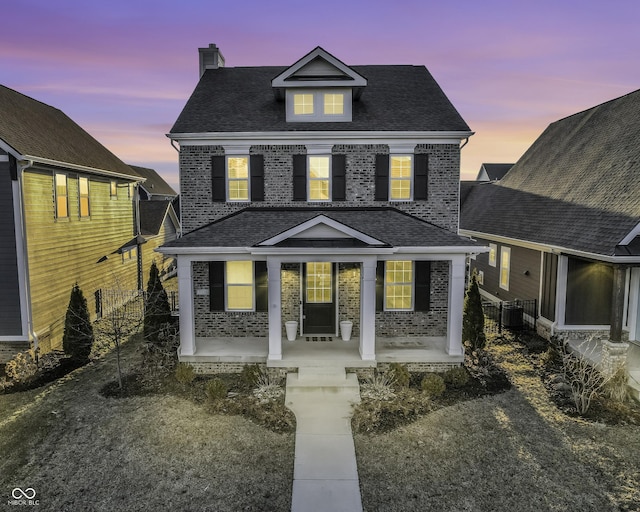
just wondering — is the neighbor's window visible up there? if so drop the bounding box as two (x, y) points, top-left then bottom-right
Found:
(55, 173), (68, 219)
(477, 270), (484, 285)
(385, 260), (413, 310)
(324, 93), (344, 115)
(308, 156), (331, 201)
(500, 247), (511, 290)
(389, 156), (413, 200)
(293, 93), (314, 115)
(227, 157), (249, 201)
(79, 177), (90, 218)
(489, 243), (497, 267)
(110, 180), (117, 198)
(306, 262), (332, 303)
(226, 261), (254, 310)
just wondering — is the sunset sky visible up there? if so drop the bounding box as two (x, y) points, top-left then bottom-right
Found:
(2, 0), (640, 190)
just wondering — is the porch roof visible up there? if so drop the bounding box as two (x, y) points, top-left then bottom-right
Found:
(162, 207), (479, 251)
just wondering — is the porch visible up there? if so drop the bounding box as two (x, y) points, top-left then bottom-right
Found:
(178, 336), (464, 369)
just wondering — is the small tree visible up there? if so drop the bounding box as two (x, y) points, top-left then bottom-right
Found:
(463, 270), (486, 350)
(62, 283), (94, 362)
(143, 261), (172, 342)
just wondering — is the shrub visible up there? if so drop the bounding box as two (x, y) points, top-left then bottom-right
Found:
(462, 270), (486, 350)
(205, 378), (227, 401)
(252, 367), (284, 402)
(5, 350), (38, 383)
(443, 366), (470, 388)
(175, 362), (195, 385)
(240, 364), (263, 389)
(143, 262), (173, 343)
(421, 373), (446, 397)
(352, 389), (431, 433)
(604, 365), (629, 403)
(561, 346), (607, 415)
(62, 283), (94, 362)
(388, 363), (410, 389)
(360, 371), (396, 401)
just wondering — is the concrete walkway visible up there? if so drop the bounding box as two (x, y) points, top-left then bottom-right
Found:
(285, 367), (363, 512)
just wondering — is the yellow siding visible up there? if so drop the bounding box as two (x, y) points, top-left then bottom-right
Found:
(23, 169), (139, 352)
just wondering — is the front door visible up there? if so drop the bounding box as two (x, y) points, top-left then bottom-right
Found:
(303, 262), (336, 334)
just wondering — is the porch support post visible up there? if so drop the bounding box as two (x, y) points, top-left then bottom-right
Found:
(609, 264), (627, 342)
(177, 256), (195, 356)
(447, 255), (466, 356)
(359, 257), (376, 360)
(267, 258), (282, 361)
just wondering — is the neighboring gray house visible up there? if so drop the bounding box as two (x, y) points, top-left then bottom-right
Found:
(159, 45), (480, 372)
(460, 89), (640, 397)
(130, 165), (178, 201)
(475, 163), (513, 182)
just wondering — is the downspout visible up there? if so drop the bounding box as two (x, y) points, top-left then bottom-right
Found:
(460, 137), (469, 150)
(16, 159), (38, 354)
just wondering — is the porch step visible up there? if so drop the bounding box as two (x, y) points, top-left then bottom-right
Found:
(628, 371), (640, 402)
(287, 369), (360, 394)
(297, 366), (347, 381)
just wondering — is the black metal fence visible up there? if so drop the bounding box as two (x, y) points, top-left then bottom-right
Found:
(482, 299), (537, 335)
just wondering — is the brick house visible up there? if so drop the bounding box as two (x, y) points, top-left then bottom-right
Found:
(159, 45), (480, 372)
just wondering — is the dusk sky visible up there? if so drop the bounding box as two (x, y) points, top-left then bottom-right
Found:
(2, 0), (640, 190)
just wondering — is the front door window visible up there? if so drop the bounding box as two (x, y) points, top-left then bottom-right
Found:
(303, 262), (335, 334)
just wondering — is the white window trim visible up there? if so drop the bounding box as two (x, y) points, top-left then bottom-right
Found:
(388, 155), (414, 202)
(384, 260), (414, 311)
(78, 176), (90, 218)
(226, 155), (251, 202)
(286, 88), (352, 122)
(307, 155), (332, 202)
(54, 172), (69, 219)
(489, 243), (497, 267)
(500, 246), (511, 291)
(225, 261), (255, 312)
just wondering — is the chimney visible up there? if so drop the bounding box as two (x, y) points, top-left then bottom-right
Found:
(199, 44), (225, 77)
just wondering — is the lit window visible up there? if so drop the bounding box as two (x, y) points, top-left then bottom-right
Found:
(489, 243), (497, 267)
(306, 262), (332, 303)
(477, 270), (484, 285)
(389, 156), (413, 200)
(79, 177), (90, 218)
(324, 93), (344, 115)
(122, 246), (137, 263)
(385, 261), (413, 310)
(110, 180), (117, 198)
(226, 261), (254, 310)
(227, 157), (249, 201)
(55, 173), (68, 219)
(294, 93), (314, 115)
(500, 247), (511, 290)
(308, 156), (330, 201)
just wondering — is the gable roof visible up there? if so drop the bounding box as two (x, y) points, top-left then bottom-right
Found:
(130, 165), (177, 197)
(170, 64), (470, 134)
(0, 85), (140, 179)
(162, 207), (478, 251)
(139, 200), (178, 236)
(461, 88), (640, 257)
(476, 163), (513, 181)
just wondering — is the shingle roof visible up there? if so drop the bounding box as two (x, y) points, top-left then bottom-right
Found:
(461, 89), (640, 256)
(139, 200), (175, 236)
(0, 85), (139, 179)
(170, 65), (470, 134)
(130, 165), (177, 197)
(164, 207), (478, 249)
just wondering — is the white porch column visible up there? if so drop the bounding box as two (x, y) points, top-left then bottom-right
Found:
(178, 256), (195, 356)
(360, 257), (376, 360)
(267, 258), (283, 361)
(447, 255), (467, 356)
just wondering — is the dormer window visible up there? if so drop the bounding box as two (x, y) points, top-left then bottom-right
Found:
(286, 89), (351, 122)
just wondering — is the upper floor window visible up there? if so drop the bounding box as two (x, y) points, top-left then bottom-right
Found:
(227, 156), (250, 201)
(375, 154), (428, 201)
(308, 156), (331, 201)
(79, 177), (90, 218)
(500, 246), (511, 290)
(389, 156), (413, 201)
(55, 173), (68, 219)
(110, 180), (117, 198)
(286, 89), (352, 122)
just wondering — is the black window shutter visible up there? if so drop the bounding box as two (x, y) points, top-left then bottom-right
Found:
(293, 155), (307, 201)
(414, 261), (431, 312)
(211, 156), (226, 202)
(376, 261), (385, 311)
(255, 261), (268, 312)
(332, 154), (346, 201)
(250, 154), (264, 201)
(375, 154), (389, 201)
(414, 154), (429, 200)
(209, 261), (225, 311)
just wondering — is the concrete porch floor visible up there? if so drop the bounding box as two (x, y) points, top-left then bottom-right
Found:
(178, 336), (464, 367)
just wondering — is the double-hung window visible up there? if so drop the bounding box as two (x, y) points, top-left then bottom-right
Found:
(389, 156), (413, 200)
(79, 177), (90, 218)
(500, 247), (511, 290)
(55, 173), (68, 219)
(226, 261), (254, 311)
(308, 156), (331, 201)
(385, 261), (413, 310)
(488, 243), (497, 267)
(227, 157), (250, 201)
(110, 180), (117, 199)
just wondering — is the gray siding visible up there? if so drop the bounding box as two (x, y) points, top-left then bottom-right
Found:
(0, 161), (23, 335)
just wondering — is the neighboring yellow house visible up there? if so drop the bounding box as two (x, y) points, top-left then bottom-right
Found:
(0, 85), (145, 359)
